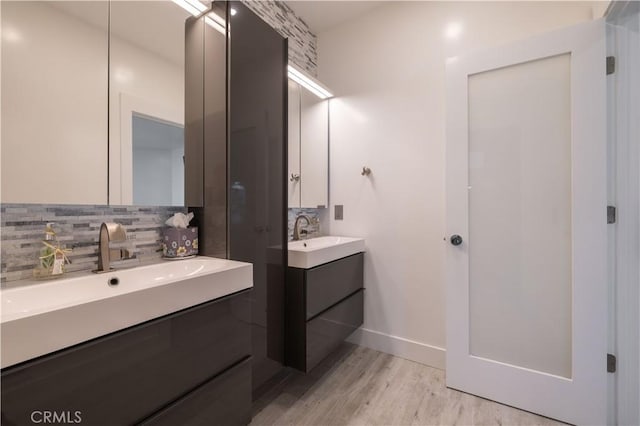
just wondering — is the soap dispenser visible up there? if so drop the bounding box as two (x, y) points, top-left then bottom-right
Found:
(33, 223), (71, 280)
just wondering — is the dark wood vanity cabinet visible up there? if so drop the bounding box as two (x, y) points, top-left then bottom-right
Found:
(1, 290), (252, 426)
(141, 357), (251, 426)
(285, 253), (364, 373)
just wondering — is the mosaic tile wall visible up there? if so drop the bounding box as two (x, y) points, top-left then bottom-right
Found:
(0, 204), (185, 284)
(243, 0), (318, 76)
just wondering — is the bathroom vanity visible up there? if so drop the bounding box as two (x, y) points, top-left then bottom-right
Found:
(1, 257), (253, 426)
(285, 237), (365, 372)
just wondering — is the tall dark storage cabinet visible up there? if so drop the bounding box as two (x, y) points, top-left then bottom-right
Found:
(186, 1), (287, 398)
(228, 2), (287, 395)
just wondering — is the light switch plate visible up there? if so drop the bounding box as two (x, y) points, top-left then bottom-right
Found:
(335, 205), (343, 220)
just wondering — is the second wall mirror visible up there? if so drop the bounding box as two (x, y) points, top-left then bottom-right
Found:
(287, 65), (332, 209)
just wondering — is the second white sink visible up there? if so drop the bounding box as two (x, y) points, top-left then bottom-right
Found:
(288, 236), (365, 269)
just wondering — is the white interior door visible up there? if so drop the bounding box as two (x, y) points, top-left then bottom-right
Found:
(445, 19), (607, 425)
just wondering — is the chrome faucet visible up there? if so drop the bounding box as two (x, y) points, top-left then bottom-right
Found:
(95, 222), (132, 273)
(293, 215), (312, 241)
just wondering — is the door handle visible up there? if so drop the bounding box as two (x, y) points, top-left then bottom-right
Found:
(450, 235), (463, 246)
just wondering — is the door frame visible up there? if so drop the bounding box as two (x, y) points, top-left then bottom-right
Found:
(606, 2), (640, 425)
(445, 19), (607, 425)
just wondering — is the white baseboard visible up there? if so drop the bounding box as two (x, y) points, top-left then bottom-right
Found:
(346, 327), (446, 370)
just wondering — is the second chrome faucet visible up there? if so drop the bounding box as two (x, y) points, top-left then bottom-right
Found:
(293, 215), (315, 241)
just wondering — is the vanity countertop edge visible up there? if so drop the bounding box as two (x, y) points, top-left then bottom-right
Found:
(0, 257), (253, 369)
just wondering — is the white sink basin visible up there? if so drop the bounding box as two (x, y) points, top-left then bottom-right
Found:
(288, 236), (365, 269)
(1, 256), (252, 368)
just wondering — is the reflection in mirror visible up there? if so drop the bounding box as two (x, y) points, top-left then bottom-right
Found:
(132, 114), (184, 206)
(300, 86), (329, 208)
(288, 71), (330, 209)
(109, 1), (190, 206)
(288, 80), (302, 207)
(1, 1), (109, 204)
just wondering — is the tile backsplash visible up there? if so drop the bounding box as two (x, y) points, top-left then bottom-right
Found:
(0, 204), (185, 284)
(288, 208), (324, 241)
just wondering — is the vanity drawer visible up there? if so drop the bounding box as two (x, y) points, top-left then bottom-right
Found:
(306, 289), (364, 372)
(305, 253), (363, 319)
(1, 290), (251, 426)
(141, 357), (252, 426)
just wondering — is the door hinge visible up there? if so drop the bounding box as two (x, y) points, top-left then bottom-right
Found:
(606, 56), (616, 75)
(607, 353), (617, 373)
(607, 206), (616, 224)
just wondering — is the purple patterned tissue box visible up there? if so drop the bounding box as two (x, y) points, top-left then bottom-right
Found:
(162, 227), (198, 258)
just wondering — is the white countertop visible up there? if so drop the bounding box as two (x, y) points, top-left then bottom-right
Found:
(1, 256), (253, 368)
(288, 236), (365, 269)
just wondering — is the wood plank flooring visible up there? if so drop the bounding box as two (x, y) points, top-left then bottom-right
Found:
(251, 344), (565, 426)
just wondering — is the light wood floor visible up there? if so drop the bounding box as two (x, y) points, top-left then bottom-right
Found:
(251, 343), (565, 426)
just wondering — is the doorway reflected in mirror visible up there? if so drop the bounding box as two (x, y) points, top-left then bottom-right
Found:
(132, 114), (184, 206)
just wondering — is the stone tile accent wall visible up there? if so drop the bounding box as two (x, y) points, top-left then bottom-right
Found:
(243, 0), (318, 76)
(0, 204), (185, 284)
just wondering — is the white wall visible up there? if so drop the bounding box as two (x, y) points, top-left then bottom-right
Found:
(318, 1), (598, 368)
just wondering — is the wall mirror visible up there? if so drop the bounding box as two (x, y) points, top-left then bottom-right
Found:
(108, 1), (189, 206)
(287, 68), (331, 209)
(0, 1), (190, 206)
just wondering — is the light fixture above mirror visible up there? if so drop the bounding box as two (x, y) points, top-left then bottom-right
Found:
(287, 64), (333, 100)
(205, 11), (226, 35)
(171, 0), (208, 17)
